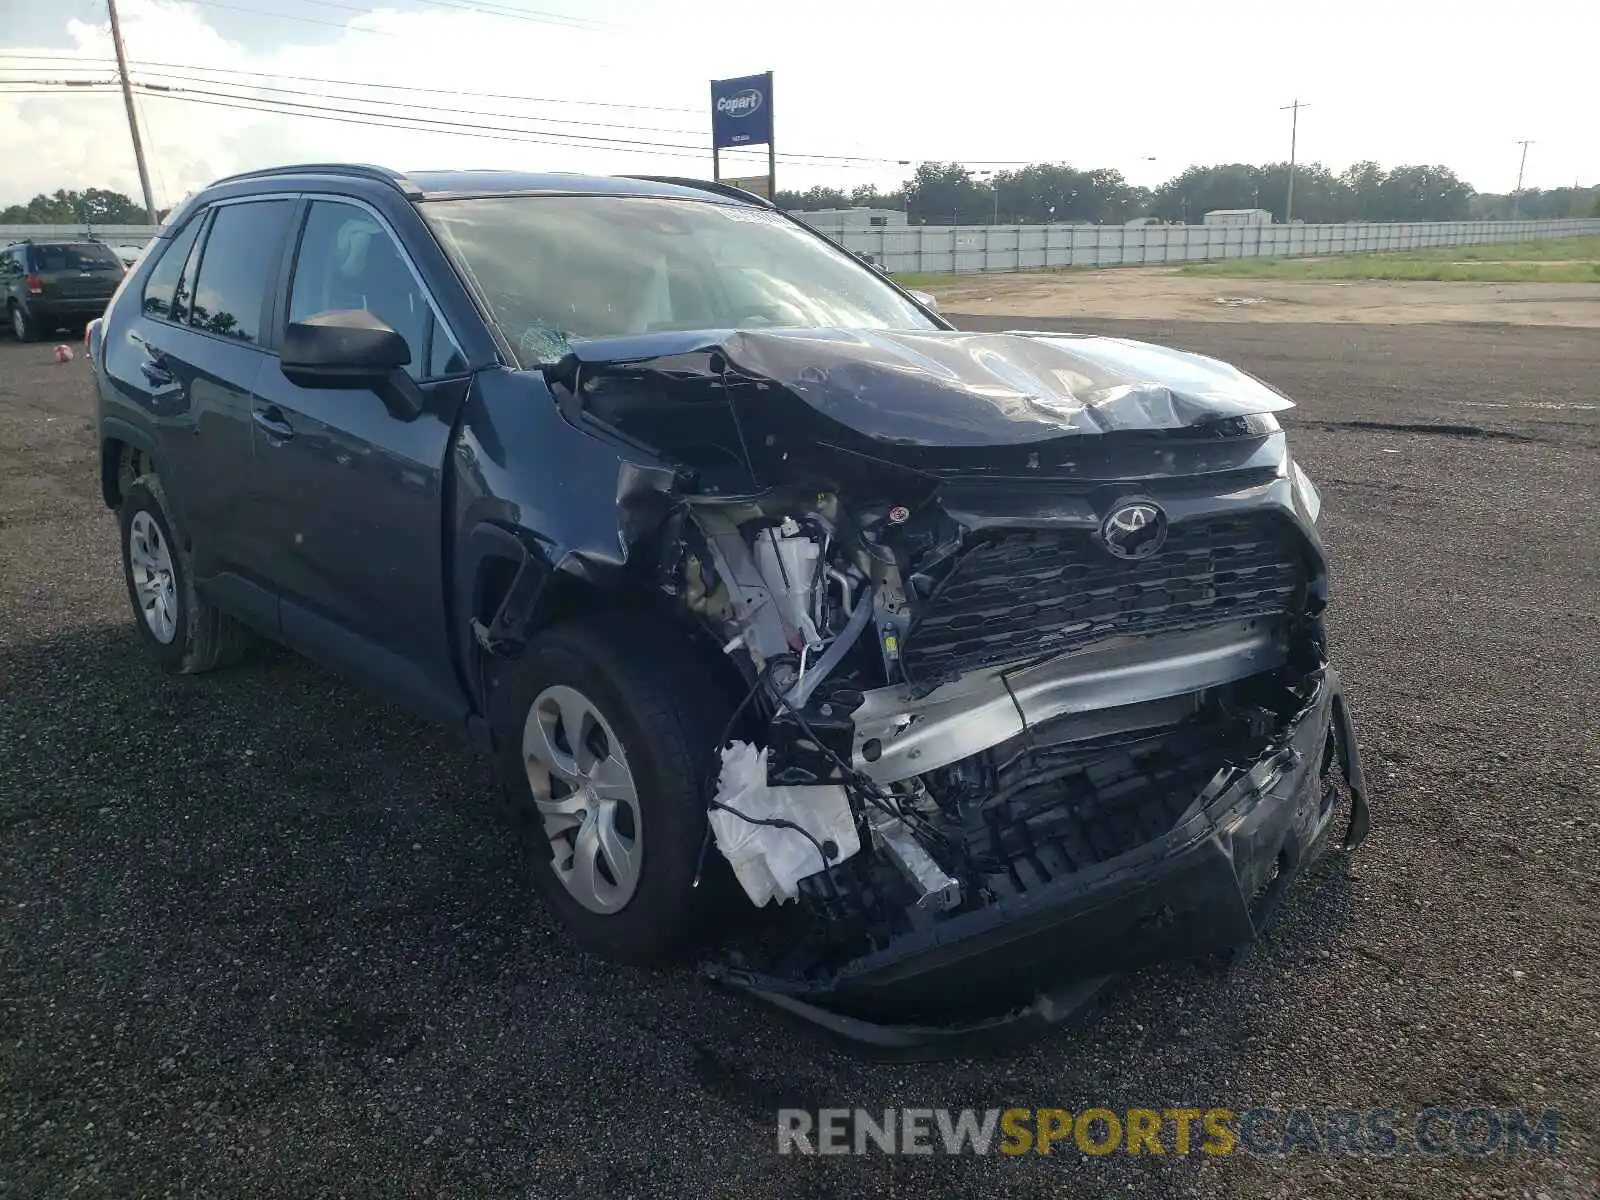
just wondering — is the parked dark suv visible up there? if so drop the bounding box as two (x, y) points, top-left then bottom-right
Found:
(3, 237), (126, 340)
(89, 164), (1368, 1050)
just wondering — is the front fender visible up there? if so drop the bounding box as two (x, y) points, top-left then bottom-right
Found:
(448, 367), (684, 712)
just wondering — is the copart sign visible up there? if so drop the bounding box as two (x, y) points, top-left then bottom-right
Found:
(711, 72), (773, 149)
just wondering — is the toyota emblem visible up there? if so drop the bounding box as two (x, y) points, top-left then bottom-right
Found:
(1099, 501), (1168, 561)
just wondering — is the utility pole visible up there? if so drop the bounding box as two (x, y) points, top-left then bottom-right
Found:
(107, 0), (157, 224)
(1511, 140), (1534, 219)
(1280, 99), (1309, 224)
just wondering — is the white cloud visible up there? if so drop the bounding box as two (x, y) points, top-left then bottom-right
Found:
(2, 0), (1595, 210)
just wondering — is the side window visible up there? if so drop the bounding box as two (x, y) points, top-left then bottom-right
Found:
(187, 200), (293, 344)
(289, 200), (463, 381)
(140, 216), (204, 320)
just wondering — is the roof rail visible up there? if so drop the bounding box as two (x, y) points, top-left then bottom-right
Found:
(205, 162), (421, 197)
(623, 175), (775, 209)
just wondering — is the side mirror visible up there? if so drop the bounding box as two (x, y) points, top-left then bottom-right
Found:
(281, 309), (422, 418)
(908, 289), (939, 313)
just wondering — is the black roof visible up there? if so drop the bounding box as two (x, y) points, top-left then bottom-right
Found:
(202, 163), (771, 207)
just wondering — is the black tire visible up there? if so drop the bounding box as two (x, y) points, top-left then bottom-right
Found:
(490, 615), (732, 964)
(118, 475), (253, 674)
(8, 302), (38, 343)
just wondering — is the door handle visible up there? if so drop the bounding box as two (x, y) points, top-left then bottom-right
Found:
(252, 406), (296, 441)
(139, 358), (174, 387)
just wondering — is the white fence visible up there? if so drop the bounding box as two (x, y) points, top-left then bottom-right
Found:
(833, 218), (1600, 275)
(6, 217), (1597, 277)
(1, 224), (159, 246)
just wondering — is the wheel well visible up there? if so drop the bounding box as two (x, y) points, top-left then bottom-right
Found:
(472, 555), (751, 720)
(473, 557), (621, 638)
(101, 439), (154, 510)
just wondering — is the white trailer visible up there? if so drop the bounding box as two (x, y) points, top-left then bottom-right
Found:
(1203, 208), (1273, 227)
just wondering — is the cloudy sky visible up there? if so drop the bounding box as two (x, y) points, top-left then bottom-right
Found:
(1, 0), (1593, 212)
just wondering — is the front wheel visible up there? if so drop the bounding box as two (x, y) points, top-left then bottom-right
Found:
(491, 615), (731, 963)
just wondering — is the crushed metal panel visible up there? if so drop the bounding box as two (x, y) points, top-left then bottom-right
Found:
(850, 619), (1288, 783)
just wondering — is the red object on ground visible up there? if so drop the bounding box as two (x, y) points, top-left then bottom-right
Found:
(54, 345), (73, 364)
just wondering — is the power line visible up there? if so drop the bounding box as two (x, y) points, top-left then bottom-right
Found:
(134, 86), (717, 161)
(171, 0), (608, 36)
(0, 54), (700, 113)
(281, 0), (611, 29)
(0, 53), (118, 63)
(131, 68), (706, 136)
(126, 77), (903, 166)
(131, 82), (899, 168)
(134, 79), (712, 152)
(0, 77), (119, 86)
(172, 0), (397, 35)
(0, 53), (1033, 170)
(0, 86), (118, 95)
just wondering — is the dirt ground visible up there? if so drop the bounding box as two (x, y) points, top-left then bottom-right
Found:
(932, 267), (1600, 326)
(2, 311), (1598, 1198)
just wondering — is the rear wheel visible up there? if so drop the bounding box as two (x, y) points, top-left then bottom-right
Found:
(491, 615), (731, 963)
(118, 476), (253, 674)
(9, 303), (38, 342)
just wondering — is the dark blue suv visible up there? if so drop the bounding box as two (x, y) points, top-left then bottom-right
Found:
(90, 163), (1367, 1047)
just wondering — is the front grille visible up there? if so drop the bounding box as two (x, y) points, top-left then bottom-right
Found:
(903, 511), (1308, 677)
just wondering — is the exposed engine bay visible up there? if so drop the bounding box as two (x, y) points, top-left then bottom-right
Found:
(665, 482), (1341, 969)
(545, 326), (1371, 1046)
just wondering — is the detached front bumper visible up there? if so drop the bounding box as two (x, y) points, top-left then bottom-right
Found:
(705, 669), (1369, 1060)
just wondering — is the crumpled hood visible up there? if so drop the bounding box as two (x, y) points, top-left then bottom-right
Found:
(562, 326), (1294, 447)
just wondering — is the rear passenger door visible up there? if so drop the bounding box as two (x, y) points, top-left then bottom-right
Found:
(245, 197), (470, 723)
(124, 198), (295, 628)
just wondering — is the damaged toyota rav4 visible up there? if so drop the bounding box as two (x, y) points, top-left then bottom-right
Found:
(90, 165), (1368, 1053)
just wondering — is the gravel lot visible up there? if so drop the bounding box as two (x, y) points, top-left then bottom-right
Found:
(2, 320), (1597, 1198)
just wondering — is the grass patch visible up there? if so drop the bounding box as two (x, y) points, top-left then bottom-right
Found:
(891, 272), (970, 289)
(1179, 236), (1600, 283)
(1405, 235), (1600, 262)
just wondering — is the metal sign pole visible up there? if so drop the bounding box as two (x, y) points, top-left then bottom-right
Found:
(765, 71), (775, 200)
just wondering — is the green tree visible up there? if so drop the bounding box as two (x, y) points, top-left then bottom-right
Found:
(848, 183), (905, 209)
(0, 188), (147, 224)
(772, 185), (851, 211)
(904, 162), (989, 224)
(1371, 165), (1473, 221)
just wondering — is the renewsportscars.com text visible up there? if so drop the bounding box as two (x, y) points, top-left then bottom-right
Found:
(777, 1106), (1560, 1158)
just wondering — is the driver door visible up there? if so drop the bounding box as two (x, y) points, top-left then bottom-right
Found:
(247, 197), (470, 724)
